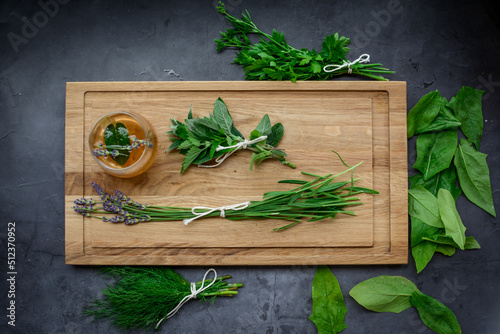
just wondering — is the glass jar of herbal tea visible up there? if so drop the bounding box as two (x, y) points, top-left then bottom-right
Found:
(88, 111), (157, 178)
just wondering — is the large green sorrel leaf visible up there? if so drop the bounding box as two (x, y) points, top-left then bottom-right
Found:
(447, 86), (485, 150)
(407, 90), (446, 138)
(349, 276), (418, 313)
(410, 290), (461, 334)
(437, 189), (467, 250)
(408, 186), (443, 228)
(416, 105), (461, 134)
(309, 266), (348, 334)
(454, 139), (496, 217)
(413, 130), (457, 181)
(411, 240), (437, 273)
(409, 166), (462, 201)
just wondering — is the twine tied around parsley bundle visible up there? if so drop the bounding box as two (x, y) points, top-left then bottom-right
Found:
(323, 54), (371, 74)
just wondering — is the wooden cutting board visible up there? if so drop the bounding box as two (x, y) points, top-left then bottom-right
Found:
(65, 81), (407, 265)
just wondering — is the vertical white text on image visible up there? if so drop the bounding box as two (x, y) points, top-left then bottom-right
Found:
(6, 222), (16, 327)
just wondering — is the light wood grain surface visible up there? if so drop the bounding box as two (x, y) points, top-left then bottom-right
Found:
(65, 81), (407, 265)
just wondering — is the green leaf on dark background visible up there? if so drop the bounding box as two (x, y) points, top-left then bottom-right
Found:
(407, 91), (446, 138)
(309, 266), (348, 334)
(447, 86), (485, 150)
(416, 105), (461, 134)
(409, 165), (462, 201)
(454, 139), (496, 217)
(408, 186), (443, 228)
(349, 276), (418, 313)
(410, 290), (461, 334)
(435, 244), (456, 256)
(413, 130), (457, 180)
(412, 240), (437, 273)
(423, 235), (480, 250)
(410, 216), (440, 247)
(437, 188), (467, 250)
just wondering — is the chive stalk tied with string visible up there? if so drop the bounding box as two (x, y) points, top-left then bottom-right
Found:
(73, 152), (378, 231)
(83, 267), (242, 331)
(167, 97), (295, 173)
(214, 1), (393, 81)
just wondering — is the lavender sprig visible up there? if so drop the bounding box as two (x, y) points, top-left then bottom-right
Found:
(92, 138), (151, 158)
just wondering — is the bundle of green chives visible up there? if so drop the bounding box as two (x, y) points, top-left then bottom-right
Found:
(73, 156), (377, 231)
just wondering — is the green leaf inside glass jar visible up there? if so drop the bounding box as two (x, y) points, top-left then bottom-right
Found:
(104, 122), (131, 165)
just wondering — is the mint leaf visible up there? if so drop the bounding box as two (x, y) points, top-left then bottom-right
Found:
(181, 146), (203, 173)
(104, 123), (130, 165)
(267, 123), (284, 146)
(255, 114), (272, 137)
(309, 266), (348, 334)
(249, 129), (261, 140)
(213, 98), (234, 136)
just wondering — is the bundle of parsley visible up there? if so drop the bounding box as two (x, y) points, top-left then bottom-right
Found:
(215, 2), (393, 81)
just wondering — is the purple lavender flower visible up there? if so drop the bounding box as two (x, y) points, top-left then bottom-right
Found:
(114, 190), (129, 202)
(124, 217), (139, 225)
(111, 149), (119, 158)
(105, 216), (126, 223)
(93, 148), (109, 157)
(92, 182), (109, 201)
(74, 198), (96, 206)
(73, 206), (91, 217)
(103, 201), (121, 213)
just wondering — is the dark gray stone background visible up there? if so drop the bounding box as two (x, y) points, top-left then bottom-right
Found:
(1, 0), (499, 333)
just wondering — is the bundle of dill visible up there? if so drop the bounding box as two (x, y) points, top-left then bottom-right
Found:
(84, 267), (242, 331)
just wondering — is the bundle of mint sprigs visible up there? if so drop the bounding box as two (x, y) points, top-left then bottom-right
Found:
(215, 2), (393, 81)
(167, 97), (295, 173)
